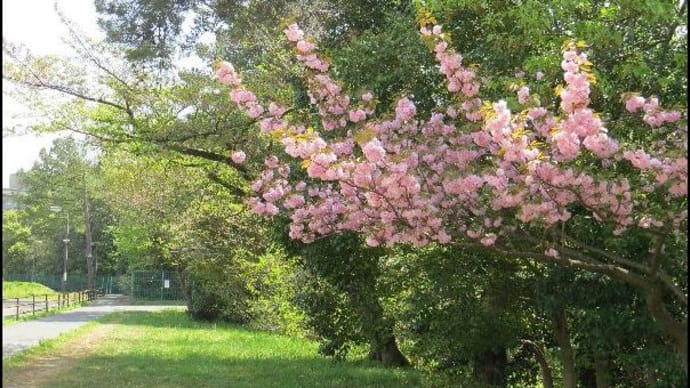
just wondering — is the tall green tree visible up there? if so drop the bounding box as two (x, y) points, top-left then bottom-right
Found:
(13, 136), (113, 290)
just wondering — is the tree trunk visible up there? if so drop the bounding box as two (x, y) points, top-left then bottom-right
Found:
(553, 308), (577, 388)
(594, 354), (611, 388)
(578, 366), (596, 388)
(644, 283), (688, 375)
(370, 336), (409, 367)
(473, 346), (508, 387)
(176, 269), (193, 309)
(382, 337), (409, 367)
(521, 340), (554, 388)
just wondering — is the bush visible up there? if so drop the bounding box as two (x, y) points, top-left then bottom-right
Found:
(185, 262), (253, 324)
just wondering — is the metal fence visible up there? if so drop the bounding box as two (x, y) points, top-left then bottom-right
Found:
(2, 290), (97, 320)
(3, 273), (93, 293)
(4, 271), (184, 302)
(129, 270), (184, 301)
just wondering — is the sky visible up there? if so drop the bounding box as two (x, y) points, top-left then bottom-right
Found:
(1, 1), (213, 188)
(2, 0), (103, 187)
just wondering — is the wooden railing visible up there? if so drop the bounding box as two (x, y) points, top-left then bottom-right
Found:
(2, 290), (98, 320)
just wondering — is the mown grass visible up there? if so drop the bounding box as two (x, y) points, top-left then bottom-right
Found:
(7, 310), (432, 387)
(2, 281), (58, 298)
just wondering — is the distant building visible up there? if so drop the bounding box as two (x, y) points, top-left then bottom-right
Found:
(2, 172), (25, 210)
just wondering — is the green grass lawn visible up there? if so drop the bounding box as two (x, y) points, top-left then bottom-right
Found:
(6, 310), (432, 387)
(3, 281), (58, 298)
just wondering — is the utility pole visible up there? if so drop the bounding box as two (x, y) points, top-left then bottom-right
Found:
(84, 174), (95, 291)
(50, 206), (70, 294)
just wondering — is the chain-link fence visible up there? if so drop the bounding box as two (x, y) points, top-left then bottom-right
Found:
(3, 273), (92, 292)
(4, 271), (184, 302)
(129, 270), (184, 302)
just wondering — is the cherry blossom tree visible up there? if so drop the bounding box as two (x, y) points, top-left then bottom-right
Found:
(216, 22), (687, 373)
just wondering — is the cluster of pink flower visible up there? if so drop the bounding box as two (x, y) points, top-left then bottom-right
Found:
(215, 23), (687, 252)
(550, 44), (620, 160)
(625, 95), (682, 127)
(231, 150), (246, 164)
(216, 61), (241, 86)
(426, 26), (482, 121)
(225, 82), (264, 119)
(517, 86), (530, 104)
(286, 24), (329, 73)
(217, 61), (266, 119)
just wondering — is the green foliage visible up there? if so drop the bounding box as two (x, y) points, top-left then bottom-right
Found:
(1, 211), (35, 276)
(185, 262), (254, 323)
(287, 233), (399, 361)
(387, 245), (537, 382)
(5, 137), (116, 282)
(330, 9), (444, 116)
(4, 0), (686, 384)
(247, 245), (307, 336)
(424, 0), (687, 111)
(95, 0), (196, 68)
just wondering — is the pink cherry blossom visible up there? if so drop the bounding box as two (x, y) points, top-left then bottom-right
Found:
(625, 95), (646, 113)
(395, 98), (417, 122)
(517, 86), (530, 104)
(296, 40), (315, 54)
(284, 23), (304, 42)
(216, 61), (241, 86)
(231, 150), (246, 164)
(217, 22), (687, 262)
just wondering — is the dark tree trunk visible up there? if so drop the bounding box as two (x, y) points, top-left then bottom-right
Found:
(381, 337), (409, 367)
(578, 366), (596, 388)
(370, 336), (409, 367)
(594, 355), (612, 388)
(473, 346), (508, 387)
(644, 283), (688, 375)
(553, 308), (577, 388)
(521, 340), (554, 388)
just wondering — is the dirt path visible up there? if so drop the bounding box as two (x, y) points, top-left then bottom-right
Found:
(3, 294), (185, 358)
(2, 323), (115, 388)
(2, 294), (186, 387)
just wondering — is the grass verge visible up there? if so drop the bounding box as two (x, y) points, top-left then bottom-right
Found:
(4, 310), (432, 387)
(127, 298), (186, 306)
(3, 281), (58, 298)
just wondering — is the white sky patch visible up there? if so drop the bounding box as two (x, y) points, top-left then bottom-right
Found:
(2, 1), (216, 187)
(2, 0), (103, 187)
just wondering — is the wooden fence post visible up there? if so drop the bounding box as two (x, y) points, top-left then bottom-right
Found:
(45, 294), (49, 312)
(32, 295), (35, 316)
(15, 297), (19, 320)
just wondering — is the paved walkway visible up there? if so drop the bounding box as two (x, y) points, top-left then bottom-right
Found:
(2, 294), (186, 358)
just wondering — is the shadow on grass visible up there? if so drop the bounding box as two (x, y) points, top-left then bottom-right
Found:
(127, 299), (186, 306)
(99, 310), (255, 331)
(49, 353), (425, 388)
(48, 310), (428, 388)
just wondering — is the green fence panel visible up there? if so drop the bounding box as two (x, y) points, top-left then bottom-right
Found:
(3, 273), (90, 292)
(5, 271), (184, 301)
(129, 270), (184, 301)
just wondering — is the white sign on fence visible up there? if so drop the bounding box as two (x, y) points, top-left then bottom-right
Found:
(164, 280), (170, 289)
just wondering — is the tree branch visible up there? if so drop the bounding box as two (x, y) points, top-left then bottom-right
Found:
(206, 172), (247, 198)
